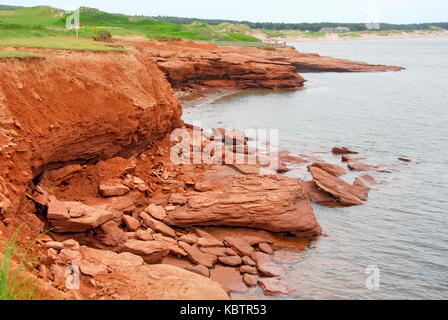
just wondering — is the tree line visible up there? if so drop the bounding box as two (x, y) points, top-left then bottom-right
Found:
(153, 16), (448, 31)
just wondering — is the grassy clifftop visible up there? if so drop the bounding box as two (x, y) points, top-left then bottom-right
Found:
(0, 6), (260, 42)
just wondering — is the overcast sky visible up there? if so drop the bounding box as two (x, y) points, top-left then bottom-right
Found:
(2, 0), (447, 23)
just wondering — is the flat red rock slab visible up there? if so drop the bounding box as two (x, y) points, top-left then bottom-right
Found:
(308, 162), (347, 177)
(210, 265), (248, 293)
(251, 252), (285, 277)
(354, 174), (377, 186)
(218, 255), (243, 266)
(273, 250), (301, 264)
(258, 243), (273, 254)
(243, 274), (258, 287)
(347, 161), (379, 172)
(302, 180), (338, 205)
(240, 265), (258, 275)
(353, 174), (378, 195)
(341, 155), (365, 163)
(185, 264), (210, 278)
(202, 227), (276, 245)
(224, 237), (254, 257)
(195, 228), (224, 247)
(200, 246), (227, 256)
(331, 147), (359, 155)
(162, 255), (195, 269)
(310, 166), (367, 206)
(276, 150), (309, 164)
(258, 277), (294, 296)
(242, 256), (256, 266)
(178, 241), (217, 268)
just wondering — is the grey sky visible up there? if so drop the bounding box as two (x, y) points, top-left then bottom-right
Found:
(2, 0), (447, 23)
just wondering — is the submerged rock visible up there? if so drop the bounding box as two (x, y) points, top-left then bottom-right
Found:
(258, 277), (294, 296)
(353, 174), (377, 188)
(331, 147), (359, 155)
(310, 167), (368, 206)
(273, 250), (301, 264)
(347, 161), (379, 172)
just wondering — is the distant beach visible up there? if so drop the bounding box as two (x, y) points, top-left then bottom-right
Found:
(249, 29), (448, 43)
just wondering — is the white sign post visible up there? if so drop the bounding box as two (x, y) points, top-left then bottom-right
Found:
(66, 8), (80, 40)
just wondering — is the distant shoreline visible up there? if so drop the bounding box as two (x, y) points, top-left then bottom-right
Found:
(250, 29), (448, 43)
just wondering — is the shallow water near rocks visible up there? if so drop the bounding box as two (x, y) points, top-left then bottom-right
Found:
(182, 38), (448, 299)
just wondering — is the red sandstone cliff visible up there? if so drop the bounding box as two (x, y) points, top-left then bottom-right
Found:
(0, 41), (401, 223)
(0, 49), (182, 222)
(126, 39), (403, 91)
(0, 40), (402, 299)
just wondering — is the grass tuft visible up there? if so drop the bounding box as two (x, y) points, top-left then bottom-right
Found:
(0, 228), (37, 300)
(0, 50), (40, 58)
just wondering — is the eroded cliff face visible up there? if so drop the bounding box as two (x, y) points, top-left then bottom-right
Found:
(0, 50), (182, 222)
(125, 39), (403, 92)
(132, 40), (306, 90)
(0, 41), (401, 299)
(1, 40), (400, 224)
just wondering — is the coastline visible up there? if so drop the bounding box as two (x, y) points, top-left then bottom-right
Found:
(0, 39), (403, 300)
(176, 89), (240, 109)
(250, 29), (448, 43)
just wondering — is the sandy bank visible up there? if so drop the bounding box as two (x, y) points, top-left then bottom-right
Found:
(250, 29), (448, 43)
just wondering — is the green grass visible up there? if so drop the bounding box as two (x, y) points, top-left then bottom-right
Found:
(263, 29), (327, 39)
(0, 6), (64, 25)
(0, 229), (37, 300)
(0, 35), (127, 51)
(0, 6), (261, 43)
(227, 33), (259, 42)
(0, 50), (39, 58)
(0, 22), (128, 51)
(0, 23), (65, 39)
(0, 5), (24, 10)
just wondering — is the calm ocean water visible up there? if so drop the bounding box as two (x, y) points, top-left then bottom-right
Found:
(182, 38), (448, 299)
